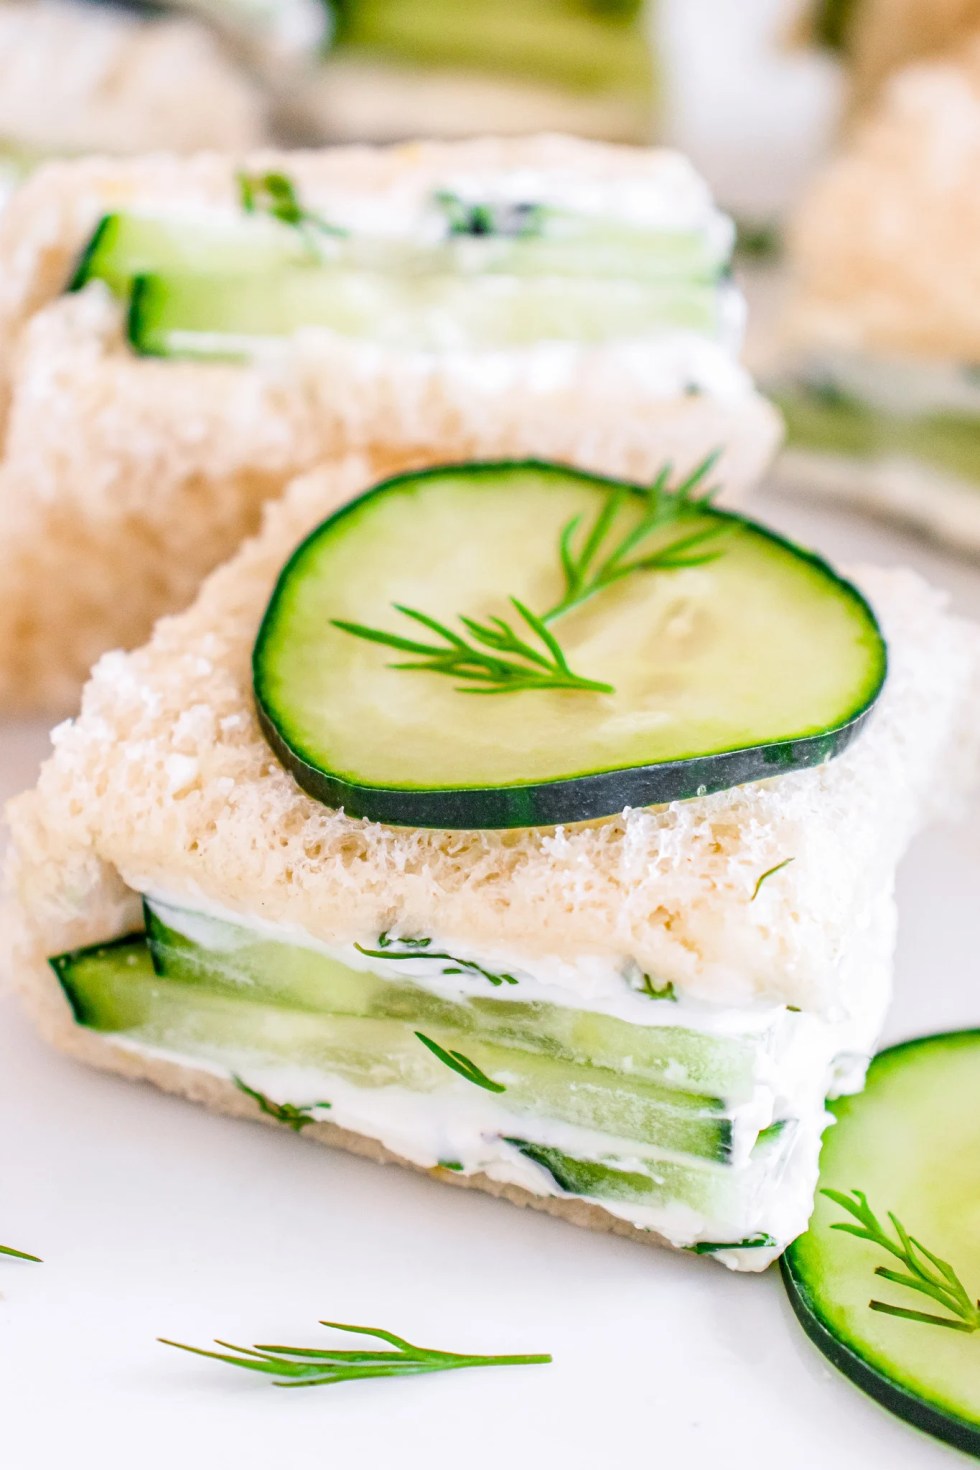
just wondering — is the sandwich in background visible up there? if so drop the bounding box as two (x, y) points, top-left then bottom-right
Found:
(772, 37), (980, 553)
(0, 0), (266, 206)
(0, 134), (780, 713)
(295, 1), (654, 145)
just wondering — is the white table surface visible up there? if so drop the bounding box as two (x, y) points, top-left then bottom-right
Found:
(1, 485), (977, 1470)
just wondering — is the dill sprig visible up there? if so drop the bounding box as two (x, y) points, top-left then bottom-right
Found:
(332, 459), (727, 697)
(232, 1076), (331, 1133)
(824, 1189), (980, 1333)
(750, 857), (795, 902)
(238, 171), (346, 249)
(332, 597), (613, 697)
(688, 1232), (776, 1255)
(355, 931), (518, 987)
(415, 1032), (506, 1094)
(0, 1243), (41, 1262)
(543, 454), (728, 622)
(436, 191), (543, 239)
(161, 1319), (550, 1388)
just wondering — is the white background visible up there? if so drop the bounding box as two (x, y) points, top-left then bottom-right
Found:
(1, 485), (977, 1470)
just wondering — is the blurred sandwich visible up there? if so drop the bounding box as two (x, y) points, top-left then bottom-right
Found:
(299, 0), (653, 145)
(0, 0), (266, 206)
(5, 450), (978, 1269)
(809, 0), (980, 108)
(0, 134), (779, 712)
(774, 38), (980, 552)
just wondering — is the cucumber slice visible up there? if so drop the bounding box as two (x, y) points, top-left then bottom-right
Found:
(253, 461), (886, 829)
(51, 936), (737, 1160)
(72, 209), (725, 299)
(144, 898), (758, 1098)
(70, 212), (313, 296)
(128, 270), (725, 359)
(782, 1031), (980, 1457)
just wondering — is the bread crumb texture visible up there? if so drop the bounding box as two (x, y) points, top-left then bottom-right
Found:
(790, 36), (980, 358)
(6, 451), (980, 1034)
(0, 136), (780, 711)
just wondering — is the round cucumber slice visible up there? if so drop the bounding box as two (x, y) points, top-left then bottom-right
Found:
(253, 461), (886, 829)
(782, 1031), (980, 1457)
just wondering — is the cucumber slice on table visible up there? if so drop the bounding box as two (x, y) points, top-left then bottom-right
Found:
(253, 461), (887, 829)
(782, 1031), (980, 1457)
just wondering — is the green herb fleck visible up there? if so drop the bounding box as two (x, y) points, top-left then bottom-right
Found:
(356, 932), (518, 987)
(161, 1318), (550, 1389)
(438, 1161), (465, 1172)
(0, 1243), (41, 1262)
(750, 857), (795, 902)
(436, 191), (543, 239)
(237, 171), (346, 249)
(688, 1233), (777, 1255)
(824, 1189), (980, 1333)
(415, 1033), (506, 1094)
(333, 597), (613, 697)
(637, 975), (677, 1002)
(233, 1076), (332, 1133)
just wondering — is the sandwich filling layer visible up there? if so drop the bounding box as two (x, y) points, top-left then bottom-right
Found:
(73, 162), (745, 364)
(51, 893), (885, 1271)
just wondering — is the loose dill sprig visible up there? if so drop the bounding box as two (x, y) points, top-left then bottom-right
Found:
(0, 1243), (41, 1262)
(750, 857), (796, 902)
(161, 1318), (550, 1389)
(232, 1076), (332, 1133)
(824, 1189), (980, 1333)
(414, 1033), (506, 1094)
(355, 931), (518, 987)
(543, 454), (728, 622)
(238, 171), (346, 250)
(332, 597), (613, 697)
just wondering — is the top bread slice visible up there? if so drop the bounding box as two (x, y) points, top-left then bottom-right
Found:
(6, 451), (979, 1042)
(0, 135), (780, 713)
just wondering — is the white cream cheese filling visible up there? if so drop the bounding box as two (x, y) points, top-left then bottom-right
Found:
(107, 891), (888, 1268)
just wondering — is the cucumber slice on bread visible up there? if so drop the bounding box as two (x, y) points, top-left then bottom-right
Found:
(253, 461), (887, 829)
(782, 1031), (980, 1457)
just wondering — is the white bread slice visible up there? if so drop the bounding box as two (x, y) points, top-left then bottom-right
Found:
(4, 449), (978, 1252)
(0, 2), (265, 161)
(0, 135), (781, 712)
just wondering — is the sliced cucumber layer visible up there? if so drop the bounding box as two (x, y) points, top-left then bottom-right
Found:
(144, 898), (759, 1098)
(52, 935), (740, 1161)
(253, 461), (887, 829)
(782, 1031), (980, 1457)
(129, 271), (726, 359)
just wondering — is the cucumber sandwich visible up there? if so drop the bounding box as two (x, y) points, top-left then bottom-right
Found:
(0, 0), (265, 209)
(5, 452), (978, 1269)
(774, 37), (980, 554)
(0, 134), (779, 712)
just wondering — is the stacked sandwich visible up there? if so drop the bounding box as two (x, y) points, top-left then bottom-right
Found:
(0, 0), (266, 204)
(0, 135), (779, 711)
(774, 36), (980, 553)
(5, 446), (979, 1269)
